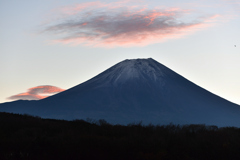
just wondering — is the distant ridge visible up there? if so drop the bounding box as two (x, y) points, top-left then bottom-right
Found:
(1, 58), (240, 127)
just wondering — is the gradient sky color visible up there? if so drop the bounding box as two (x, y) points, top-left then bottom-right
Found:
(0, 0), (239, 104)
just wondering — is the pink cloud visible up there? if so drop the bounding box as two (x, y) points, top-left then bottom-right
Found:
(43, 1), (220, 47)
(7, 85), (65, 101)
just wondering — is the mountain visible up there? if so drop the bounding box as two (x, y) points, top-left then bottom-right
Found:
(1, 58), (240, 127)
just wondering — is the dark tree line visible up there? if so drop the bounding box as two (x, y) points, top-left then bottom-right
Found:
(0, 112), (240, 160)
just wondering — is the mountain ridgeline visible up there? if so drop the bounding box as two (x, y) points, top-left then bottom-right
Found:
(1, 58), (240, 127)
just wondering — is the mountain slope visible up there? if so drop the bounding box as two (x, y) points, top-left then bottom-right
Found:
(1, 58), (240, 127)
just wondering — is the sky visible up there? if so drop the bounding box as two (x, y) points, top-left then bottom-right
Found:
(0, 0), (239, 104)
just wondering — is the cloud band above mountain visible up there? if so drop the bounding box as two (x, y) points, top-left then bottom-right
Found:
(42, 1), (219, 47)
(7, 85), (65, 101)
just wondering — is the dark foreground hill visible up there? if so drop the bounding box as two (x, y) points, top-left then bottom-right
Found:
(1, 112), (240, 160)
(1, 58), (240, 127)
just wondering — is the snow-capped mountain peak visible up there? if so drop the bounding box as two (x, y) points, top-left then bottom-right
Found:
(95, 58), (166, 85)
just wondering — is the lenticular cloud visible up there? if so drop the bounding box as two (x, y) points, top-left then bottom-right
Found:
(8, 85), (65, 101)
(43, 1), (218, 47)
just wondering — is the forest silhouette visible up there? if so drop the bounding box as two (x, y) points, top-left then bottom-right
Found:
(0, 112), (240, 160)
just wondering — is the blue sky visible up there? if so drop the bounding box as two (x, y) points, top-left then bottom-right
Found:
(0, 0), (239, 104)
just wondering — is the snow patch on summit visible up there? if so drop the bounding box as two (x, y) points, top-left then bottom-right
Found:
(114, 60), (140, 82)
(89, 58), (167, 88)
(109, 58), (164, 84)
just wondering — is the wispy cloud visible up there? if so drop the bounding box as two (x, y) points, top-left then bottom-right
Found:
(222, 0), (240, 13)
(42, 1), (219, 47)
(7, 85), (65, 101)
